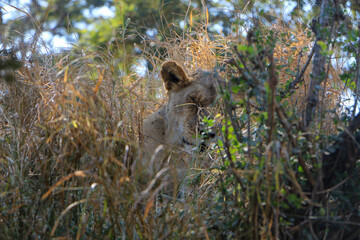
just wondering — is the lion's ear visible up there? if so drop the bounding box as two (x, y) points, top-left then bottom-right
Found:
(161, 61), (190, 91)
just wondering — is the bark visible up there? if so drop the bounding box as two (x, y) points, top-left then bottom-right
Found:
(0, 7), (3, 26)
(303, 0), (333, 127)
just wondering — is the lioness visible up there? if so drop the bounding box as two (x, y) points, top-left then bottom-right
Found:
(142, 61), (218, 179)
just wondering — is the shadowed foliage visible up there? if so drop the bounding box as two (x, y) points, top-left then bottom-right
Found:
(1, 0), (360, 239)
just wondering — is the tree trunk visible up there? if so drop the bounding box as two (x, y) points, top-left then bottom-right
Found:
(303, 0), (333, 127)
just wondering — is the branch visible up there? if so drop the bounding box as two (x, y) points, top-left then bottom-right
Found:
(275, 102), (317, 190)
(281, 46), (316, 98)
(267, 52), (277, 144)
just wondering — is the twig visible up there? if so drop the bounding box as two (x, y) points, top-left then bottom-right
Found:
(312, 168), (360, 195)
(267, 52), (277, 144)
(281, 45), (315, 98)
(246, 95), (252, 163)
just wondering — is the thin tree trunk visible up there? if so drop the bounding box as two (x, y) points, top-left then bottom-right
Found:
(351, 24), (360, 119)
(0, 7), (3, 34)
(303, 0), (333, 127)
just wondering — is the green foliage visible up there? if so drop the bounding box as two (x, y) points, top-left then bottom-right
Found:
(1, 0), (360, 239)
(206, 15), (360, 238)
(0, 50), (22, 83)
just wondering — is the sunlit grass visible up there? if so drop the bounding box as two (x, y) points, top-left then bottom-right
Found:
(0, 5), (355, 239)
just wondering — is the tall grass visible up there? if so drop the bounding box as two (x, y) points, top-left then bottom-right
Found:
(1, 5), (358, 239)
(0, 17), (224, 238)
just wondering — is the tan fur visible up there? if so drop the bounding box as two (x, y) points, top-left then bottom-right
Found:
(142, 61), (218, 178)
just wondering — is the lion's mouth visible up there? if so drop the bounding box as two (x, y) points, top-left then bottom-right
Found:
(181, 137), (194, 146)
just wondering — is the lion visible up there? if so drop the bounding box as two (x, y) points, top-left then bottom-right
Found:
(142, 61), (218, 180)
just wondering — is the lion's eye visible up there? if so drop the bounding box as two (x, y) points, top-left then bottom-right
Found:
(191, 73), (199, 77)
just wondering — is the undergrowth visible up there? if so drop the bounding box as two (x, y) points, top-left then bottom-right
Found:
(1, 6), (360, 240)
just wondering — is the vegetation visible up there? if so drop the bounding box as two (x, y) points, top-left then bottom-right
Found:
(1, 0), (360, 239)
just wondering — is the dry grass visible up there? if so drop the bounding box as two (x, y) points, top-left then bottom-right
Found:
(0, 6), (353, 239)
(0, 22), (224, 238)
